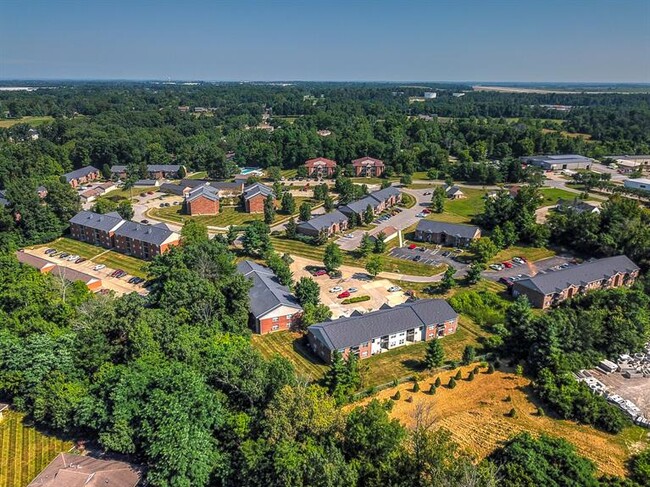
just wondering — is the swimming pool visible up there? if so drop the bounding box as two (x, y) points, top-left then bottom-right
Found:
(239, 167), (262, 175)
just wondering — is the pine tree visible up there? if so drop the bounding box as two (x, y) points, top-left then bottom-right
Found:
(448, 377), (457, 389)
(429, 383), (437, 395)
(363, 204), (374, 225)
(435, 377), (441, 387)
(412, 381), (420, 392)
(285, 217), (297, 239)
(454, 370), (462, 380)
(264, 194), (275, 224)
(424, 339), (445, 369)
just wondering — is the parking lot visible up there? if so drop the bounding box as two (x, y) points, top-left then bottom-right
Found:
(22, 247), (149, 296)
(290, 257), (409, 319)
(389, 245), (468, 275)
(483, 255), (575, 283)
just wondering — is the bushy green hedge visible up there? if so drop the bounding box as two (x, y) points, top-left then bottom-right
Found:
(342, 295), (371, 305)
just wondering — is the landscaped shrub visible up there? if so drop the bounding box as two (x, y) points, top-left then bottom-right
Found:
(412, 381), (420, 392)
(473, 366), (480, 374)
(448, 377), (457, 389)
(429, 384), (436, 395)
(341, 295), (371, 305)
(406, 396), (413, 403)
(515, 364), (524, 376)
(507, 408), (517, 418)
(487, 363), (495, 374)
(468, 371), (475, 381)
(504, 395), (512, 402)
(454, 370), (462, 380)
(537, 407), (545, 417)
(393, 391), (401, 400)
(434, 377), (441, 387)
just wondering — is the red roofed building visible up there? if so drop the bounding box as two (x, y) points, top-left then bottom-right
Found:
(352, 157), (385, 177)
(304, 157), (337, 178)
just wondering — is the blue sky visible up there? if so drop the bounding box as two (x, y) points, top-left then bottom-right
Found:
(1, 0), (649, 82)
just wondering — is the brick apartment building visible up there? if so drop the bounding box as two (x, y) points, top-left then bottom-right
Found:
(69, 211), (125, 248)
(304, 157), (337, 178)
(352, 157), (385, 177)
(63, 166), (101, 188)
(308, 299), (459, 363)
(242, 183), (275, 213)
(511, 255), (640, 309)
(339, 186), (402, 220)
(413, 220), (481, 248)
(183, 185), (220, 215)
(296, 210), (349, 238)
(237, 260), (303, 334)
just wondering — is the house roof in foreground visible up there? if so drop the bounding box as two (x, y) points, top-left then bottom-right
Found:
(237, 260), (302, 319)
(514, 255), (639, 296)
(309, 299), (458, 351)
(114, 221), (179, 246)
(415, 220), (480, 239)
(297, 210), (347, 232)
(69, 211), (125, 233)
(27, 453), (141, 487)
(243, 183), (274, 200)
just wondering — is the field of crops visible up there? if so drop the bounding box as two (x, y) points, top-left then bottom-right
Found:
(0, 411), (73, 487)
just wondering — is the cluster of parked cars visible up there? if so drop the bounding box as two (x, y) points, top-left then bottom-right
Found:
(373, 207), (402, 224)
(415, 208), (431, 218)
(44, 248), (86, 264)
(489, 256), (527, 272)
(307, 266), (341, 279)
(329, 286), (358, 299)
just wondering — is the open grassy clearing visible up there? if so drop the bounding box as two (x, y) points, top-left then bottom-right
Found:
(538, 187), (587, 206)
(355, 367), (648, 477)
(541, 128), (593, 140)
(186, 171), (208, 179)
(491, 245), (556, 264)
(270, 236), (444, 277)
(422, 187), (487, 224)
(0, 411), (74, 487)
(252, 332), (328, 381)
(101, 186), (161, 202)
(33, 237), (148, 278)
(0, 116), (54, 128)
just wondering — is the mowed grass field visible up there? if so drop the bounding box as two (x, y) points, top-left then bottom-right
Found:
(0, 411), (73, 487)
(149, 197), (317, 227)
(270, 236), (445, 277)
(423, 187), (487, 224)
(0, 116), (54, 128)
(251, 316), (488, 390)
(354, 367), (648, 477)
(33, 237), (148, 278)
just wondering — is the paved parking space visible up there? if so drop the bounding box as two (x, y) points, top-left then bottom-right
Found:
(23, 248), (148, 296)
(483, 255), (575, 282)
(389, 245), (469, 276)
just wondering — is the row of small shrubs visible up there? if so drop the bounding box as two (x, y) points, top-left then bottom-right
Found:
(341, 295), (371, 305)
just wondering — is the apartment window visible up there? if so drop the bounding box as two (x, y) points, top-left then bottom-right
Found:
(398, 339), (405, 345)
(360, 342), (368, 348)
(286, 314), (293, 320)
(272, 317), (279, 322)
(271, 325), (279, 331)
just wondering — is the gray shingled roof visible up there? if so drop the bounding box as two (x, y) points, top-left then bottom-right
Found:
(110, 165), (127, 173)
(415, 220), (480, 239)
(370, 186), (401, 202)
(243, 183), (274, 200)
(133, 179), (158, 186)
(114, 221), (179, 246)
(237, 260), (302, 318)
(339, 195), (380, 215)
(159, 183), (188, 195)
(297, 210), (348, 232)
(309, 299), (458, 351)
(515, 255), (639, 295)
(445, 185), (464, 196)
(147, 164), (182, 172)
(63, 166), (100, 182)
(69, 210), (125, 232)
(186, 185), (219, 202)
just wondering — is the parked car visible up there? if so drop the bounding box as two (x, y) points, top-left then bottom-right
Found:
(422, 208), (431, 214)
(75, 258), (86, 264)
(93, 264), (106, 271)
(502, 261), (513, 268)
(388, 286), (402, 292)
(442, 251), (451, 257)
(408, 243), (417, 250)
(423, 191), (432, 195)
(345, 233), (354, 238)
(313, 269), (327, 277)
(147, 191), (155, 195)
(489, 264), (504, 271)
(329, 286), (343, 293)
(44, 248), (56, 254)
(499, 277), (514, 287)
(337, 291), (351, 299)
(141, 219), (149, 224)
(512, 257), (525, 265)
(348, 287), (358, 293)
(416, 213), (425, 218)
(413, 255), (422, 262)
(67, 254), (80, 261)
(59, 253), (70, 259)
(128, 277), (138, 284)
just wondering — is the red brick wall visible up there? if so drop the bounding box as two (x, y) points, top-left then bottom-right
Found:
(70, 223), (114, 248)
(187, 196), (219, 215)
(245, 194), (266, 213)
(258, 311), (302, 334)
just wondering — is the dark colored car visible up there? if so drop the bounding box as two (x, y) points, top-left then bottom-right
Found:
(499, 277), (514, 287)
(314, 269), (327, 277)
(75, 257), (86, 264)
(413, 255), (422, 262)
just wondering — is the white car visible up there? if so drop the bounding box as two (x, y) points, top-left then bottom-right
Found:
(388, 286), (402, 292)
(329, 286), (343, 293)
(348, 287), (358, 293)
(93, 264), (106, 271)
(67, 254), (79, 261)
(416, 213), (425, 218)
(489, 264), (504, 271)
(345, 233), (355, 238)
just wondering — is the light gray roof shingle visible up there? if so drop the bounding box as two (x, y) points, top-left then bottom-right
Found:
(339, 195), (380, 215)
(69, 210), (125, 232)
(147, 164), (182, 172)
(114, 221), (179, 246)
(297, 210), (348, 232)
(186, 185), (219, 202)
(415, 220), (480, 239)
(515, 255), (639, 295)
(370, 186), (401, 202)
(63, 166), (100, 182)
(237, 260), (302, 318)
(309, 299), (458, 351)
(243, 183), (274, 200)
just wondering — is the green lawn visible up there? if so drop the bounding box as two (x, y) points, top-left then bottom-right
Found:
(186, 171), (208, 180)
(422, 188), (487, 224)
(100, 186), (161, 202)
(149, 198), (316, 227)
(538, 187), (585, 206)
(0, 411), (74, 487)
(33, 237), (148, 278)
(0, 116), (54, 128)
(270, 236), (445, 277)
(251, 316), (489, 390)
(491, 245), (556, 264)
